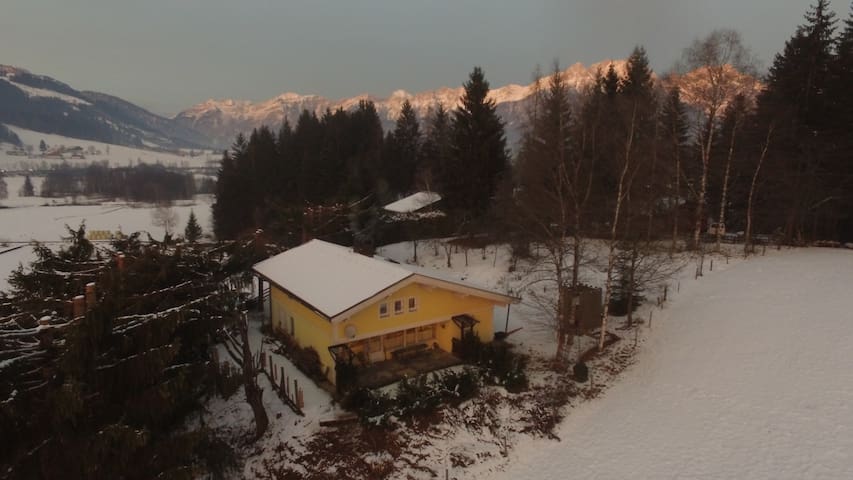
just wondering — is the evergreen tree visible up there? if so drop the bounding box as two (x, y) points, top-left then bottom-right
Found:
(1, 227), (253, 478)
(446, 67), (509, 218)
(184, 209), (202, 243)
(382, 99), (421, 194)
(0, 173), (7, 200)
(419, 102), (453, 193)
(756, 0), (843, 241)
(19, 174), (35, 197)
(39, 139), (47, 153)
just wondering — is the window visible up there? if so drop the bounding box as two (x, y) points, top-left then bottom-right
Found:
(379, 302), (389, 318)
(394, 299), (403, 315)
(385, 331), (404, 350)
(417, 325), (435, 342)
(408, 296), (417, 312)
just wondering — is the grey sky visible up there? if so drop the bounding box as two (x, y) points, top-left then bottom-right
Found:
(0, 0), (833, 116)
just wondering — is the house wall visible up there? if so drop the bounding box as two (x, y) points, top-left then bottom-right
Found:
(337, 282), (498, 351)
(270, 287), (335, 383)
(270, 280), (504, 386)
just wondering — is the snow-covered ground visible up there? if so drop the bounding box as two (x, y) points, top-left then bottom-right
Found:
(207, 242), (852, 479)
(1, 124), (219, 170)
(491, 248), (853, 480)
(0, 187), (214, 292)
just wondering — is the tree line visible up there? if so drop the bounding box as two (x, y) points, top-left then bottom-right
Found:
(212, 67), (508, 246)
(39, 162), (197, 202)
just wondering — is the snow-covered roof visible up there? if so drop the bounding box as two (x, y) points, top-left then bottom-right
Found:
(252, 239), (515, 321)
(383, 191), (441, 213)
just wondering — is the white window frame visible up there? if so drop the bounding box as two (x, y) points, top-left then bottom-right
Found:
(408, 296), (417, 312)
(379, 302), (389, 318)
(393, 299), (404, 315)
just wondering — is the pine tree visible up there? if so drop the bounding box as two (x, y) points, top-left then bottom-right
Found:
(446, 67), (509, 218)
(184, 209), (202, 243)
(382, 100), (421, 195)
(0, 173), (7, 200)
(20, 174), (35, 197)
(756, 0), (841, 241)
(39, 139), (47, 153)
(419, 102), (452, 193)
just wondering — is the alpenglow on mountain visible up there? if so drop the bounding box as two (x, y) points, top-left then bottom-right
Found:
(175, 61), (634, 149)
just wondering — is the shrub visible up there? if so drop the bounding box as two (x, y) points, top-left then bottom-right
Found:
(573, 361), (589, 383)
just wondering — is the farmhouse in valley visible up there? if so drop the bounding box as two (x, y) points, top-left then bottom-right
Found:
(252, 239), (517, 386)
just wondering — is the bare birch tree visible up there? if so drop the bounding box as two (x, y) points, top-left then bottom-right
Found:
(677, 29), (757, 250)
(745, 123), (775, 255)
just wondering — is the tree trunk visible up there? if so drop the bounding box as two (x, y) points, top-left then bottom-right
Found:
(626, 246), (637, 327)
(671, 143), (680, 256)
(693, 117), (716, 249)
(600, 104), (637, 351)
(716, 119), (740, 252)
(745, 125), (773, 256)
(240, 314), (269, 439)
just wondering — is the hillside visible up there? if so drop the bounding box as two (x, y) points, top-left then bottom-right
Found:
(0, 65), (212, 149)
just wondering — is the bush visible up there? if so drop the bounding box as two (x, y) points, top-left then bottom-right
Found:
(343, 368), (482, 422)
(457, 334), (528, 392)
(342, 387), (393, 419)
(573, 361), (589, 383)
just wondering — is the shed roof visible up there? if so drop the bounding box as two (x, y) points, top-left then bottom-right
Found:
(383, 191), (441, 213)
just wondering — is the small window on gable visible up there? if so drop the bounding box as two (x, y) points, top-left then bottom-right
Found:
(394, 299), (403, 315)
(408, 297), (417, 312)
(379, 302), (389, 318)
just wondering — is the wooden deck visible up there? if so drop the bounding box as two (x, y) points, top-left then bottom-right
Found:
(355, 348), (462, 389)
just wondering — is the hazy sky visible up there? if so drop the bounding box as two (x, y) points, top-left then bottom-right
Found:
(0, 0), (834, 116)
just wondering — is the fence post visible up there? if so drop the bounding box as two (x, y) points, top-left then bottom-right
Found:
(663, 285), (668, 302)
(649, 310), (653, 329)
(294, 379), (299, 404)
(710, 258), (714, 271)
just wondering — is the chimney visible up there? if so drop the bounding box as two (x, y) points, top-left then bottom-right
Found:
(85, 282), (96, 310)
(72, 295), (85, 318)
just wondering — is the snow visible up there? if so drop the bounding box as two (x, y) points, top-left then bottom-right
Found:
(253, 239), (414, 318)
(0, 125), (219, 170)
(382, 191), (441, 213)
(0, 194), (214, 293)
(0, 77), (91, 105)
(490, 248), (853, 480)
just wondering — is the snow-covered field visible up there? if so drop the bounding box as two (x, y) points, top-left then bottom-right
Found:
(492, 248), (853, 480)
(1, 124), (219, 170)
(0, 180), (214, 292)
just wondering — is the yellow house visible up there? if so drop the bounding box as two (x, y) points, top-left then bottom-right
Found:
(252, 239), (518, 385)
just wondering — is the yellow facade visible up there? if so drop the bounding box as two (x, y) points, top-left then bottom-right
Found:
(269, 280), (504, 385)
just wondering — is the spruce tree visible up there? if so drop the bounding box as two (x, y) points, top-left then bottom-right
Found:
(419, 102), (452, 193)
(184, 209), (202, 243)
(20, 174), (35, 197)
(756, 0), (841, 241)
(446, 66), (509, 218)
(0, 173), (7, 200)
(383, 99), (421, 194)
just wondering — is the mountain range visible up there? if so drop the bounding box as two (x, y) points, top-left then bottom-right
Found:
(175, 60), (632, 148)
(1, 61), (759, 152)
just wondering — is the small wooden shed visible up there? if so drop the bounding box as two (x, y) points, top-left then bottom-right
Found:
(561, 284), (603, 333)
